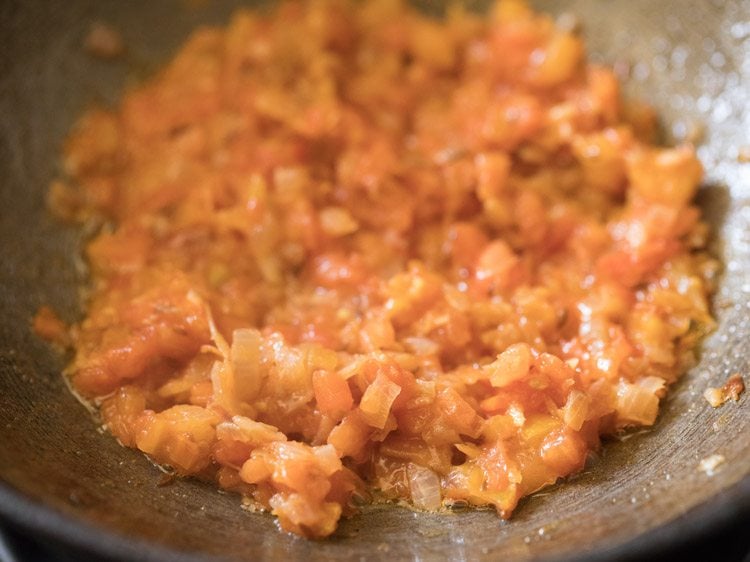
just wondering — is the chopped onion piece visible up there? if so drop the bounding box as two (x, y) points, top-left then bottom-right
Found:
(359, 374), (401, 429)
(403, 337), (440, 356)
(455, 443), (481, 459)
(216, 415), (286, 446)
(489, 343), (532, 388)
(205, 305), (230, 358)
(337, 356), (367, 380)
(231, 328), (264, 401)
(313, 444), (342, 476)
(637, 376), (667, 397)
(562, 389), (590, 430)
(210, 359), (239, 414)
(320, 206), (359, 237)
(415, 379), (436, 399)
(407, 463), (442, 511)
(615, 381), (659, 426)
(507, 402), (526, 427)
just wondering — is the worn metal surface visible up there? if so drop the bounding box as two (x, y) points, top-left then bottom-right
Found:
(0, 1), (748, 560)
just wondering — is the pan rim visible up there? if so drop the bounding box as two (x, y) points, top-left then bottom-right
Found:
(0, 474), (747, 561)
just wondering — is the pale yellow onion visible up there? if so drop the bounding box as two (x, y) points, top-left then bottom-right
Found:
(231, 328), (264, 401)
(637, 375), (667, 398)
(215, 415), (285, 446)
(562, 389), (590, 430)
(615, 381), (659, 426)
(407, 463), (442, 511)
(319, 206), (359, 237)
(359, 374), (401, 429)
(403, 336), (440, 356)
(313, 444), (342, 476)
(210, 359), (240, 415)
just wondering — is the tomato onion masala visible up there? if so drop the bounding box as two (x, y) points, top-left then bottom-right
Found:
(41, 0), (716, 538)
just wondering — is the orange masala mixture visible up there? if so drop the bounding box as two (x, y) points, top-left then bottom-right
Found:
(44, 0), (717, 538)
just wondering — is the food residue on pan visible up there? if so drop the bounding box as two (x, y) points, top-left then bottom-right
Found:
(698, 454), (726, 476)
(38, 0), (718, 538)
(84, 21), (125, 59)
(32, 306), (70, 349)
(703, 373), (745, 408)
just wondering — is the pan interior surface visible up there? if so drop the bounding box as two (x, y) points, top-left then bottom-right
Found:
(0, 1), (748, 560)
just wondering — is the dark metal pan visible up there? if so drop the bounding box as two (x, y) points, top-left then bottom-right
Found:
(0, 1), (748, 560)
